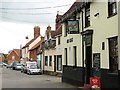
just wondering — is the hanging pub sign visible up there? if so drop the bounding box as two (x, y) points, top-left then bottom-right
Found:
(67, 20), (79, 34)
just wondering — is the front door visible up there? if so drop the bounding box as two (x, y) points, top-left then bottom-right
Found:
(85, 46), (92, 84)
(81, 30), (93, 85)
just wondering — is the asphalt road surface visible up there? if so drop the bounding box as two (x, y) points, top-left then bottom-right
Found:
(1, 67), (77, 89)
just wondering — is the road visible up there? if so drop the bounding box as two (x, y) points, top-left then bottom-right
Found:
(1, 67), (77, 89)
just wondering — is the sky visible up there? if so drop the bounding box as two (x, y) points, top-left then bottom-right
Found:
(0, 0), (76, 54)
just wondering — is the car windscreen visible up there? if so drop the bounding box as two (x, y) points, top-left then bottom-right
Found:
(16, 63), (21, 66)
(30, 65), (37, 69)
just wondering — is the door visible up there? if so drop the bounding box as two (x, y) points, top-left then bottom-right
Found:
(85, 46), (92, 84)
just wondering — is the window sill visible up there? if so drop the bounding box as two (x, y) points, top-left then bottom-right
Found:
(107, 13), (117, 18)
(57, 70), (62, 71)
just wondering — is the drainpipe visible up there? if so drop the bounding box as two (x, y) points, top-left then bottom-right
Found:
(81, 8), (85, 86)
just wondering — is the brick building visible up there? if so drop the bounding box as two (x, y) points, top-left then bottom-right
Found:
(7, 49), (21, 64)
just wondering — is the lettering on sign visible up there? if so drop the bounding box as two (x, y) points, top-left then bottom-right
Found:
(67, 38), (73, 43)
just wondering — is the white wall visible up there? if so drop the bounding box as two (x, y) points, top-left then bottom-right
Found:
(61, 1), (118, 69)
(44, 49), (56, 71)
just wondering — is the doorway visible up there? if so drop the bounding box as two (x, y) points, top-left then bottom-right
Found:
(85, 46), (92, 84)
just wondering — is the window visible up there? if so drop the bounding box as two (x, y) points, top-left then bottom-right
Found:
(58, 36), (60, 45)
(85, 2), (90, 27)
(12, 56), (15, 60)
(108, 36), (118, 73)
(108, 0), (117, 17)
(73, 46), (77, 67)
(57, 55), (62, 71)
(65, 48), (67, 66)
(102, 42), (105, 50)
(45, 56), (48, 66)
(49, 56), (52, 66)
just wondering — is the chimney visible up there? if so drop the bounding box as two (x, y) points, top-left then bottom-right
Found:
(46, 26), (51, 39)
(34, 26), (40, 38)
(47, 25), (51, 31)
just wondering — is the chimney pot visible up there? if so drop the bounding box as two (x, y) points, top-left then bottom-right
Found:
(47, 26), (51, 31)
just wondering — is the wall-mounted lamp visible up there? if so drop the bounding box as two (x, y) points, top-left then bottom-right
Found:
(94, 12), (99, 17)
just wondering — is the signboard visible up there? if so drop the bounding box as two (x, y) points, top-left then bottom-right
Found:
(67, 20), (79, 34)
(90, 77), (100, 88)
(85, 34), (92, 46)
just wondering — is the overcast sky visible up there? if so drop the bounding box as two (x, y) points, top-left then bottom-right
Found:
(0, 0), (76, 54)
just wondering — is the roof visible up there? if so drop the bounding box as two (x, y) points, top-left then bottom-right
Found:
(29, 37), (44, 51)
(22, 34), (43, 49)
(58, 1), (84, 22)
(46, 30), (56, 39)
(7, 49), (21, 57)
(22, 38), (35, 49)
(14, 49), (21, 56)
(56, 25), (62, 35)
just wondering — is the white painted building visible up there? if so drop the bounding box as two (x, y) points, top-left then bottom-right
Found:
(58, 0), (120, 89)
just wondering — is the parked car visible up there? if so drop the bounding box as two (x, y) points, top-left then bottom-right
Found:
(12, 62), (22, 70)
(7, 63), (12, 68)
(14, 63), (22, 70)
(21, 61), (37, 73)
(27, 65), (42, 75)
(2, 63), (8, 67)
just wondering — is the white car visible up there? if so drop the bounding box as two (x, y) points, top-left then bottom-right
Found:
(14, 63), (22, 70)
(27, 65), (42, 75)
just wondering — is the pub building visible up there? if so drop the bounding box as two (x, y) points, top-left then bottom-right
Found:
(57, 0), (120, 89)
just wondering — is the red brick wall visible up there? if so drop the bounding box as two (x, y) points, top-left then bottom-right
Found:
(7, 50), (20, 64)
(34, 26), (40, 38)
(30, 50), (37, 61)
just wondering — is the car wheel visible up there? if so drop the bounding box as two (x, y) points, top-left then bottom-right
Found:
(27, 70), (30, 75)
(29, 71), (31, 75)
(38, 72), (41, 75)
(13, 67), (15, 70)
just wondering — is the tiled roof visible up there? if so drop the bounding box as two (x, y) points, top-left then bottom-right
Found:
(13, 49), (21, 56)
(22, 34), (43, 49)
(22, 38), (35, 49)
(56, 25), (62, 35)
(59, 1), (84, 22)
(29, 37), (44, 51)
